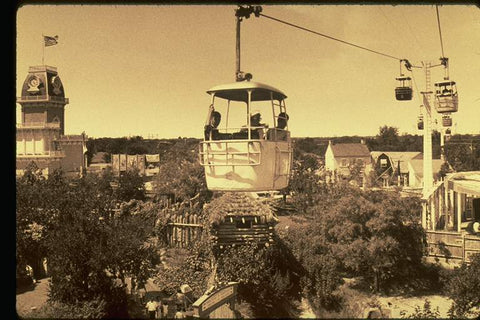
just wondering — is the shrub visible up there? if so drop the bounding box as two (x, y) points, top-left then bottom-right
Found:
(400, 299), (441, 319)
(444, 253), (480, 318)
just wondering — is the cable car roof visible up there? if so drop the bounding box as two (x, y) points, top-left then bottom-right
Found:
(435, 80), (456, 86)
(207, 81), (287, 102)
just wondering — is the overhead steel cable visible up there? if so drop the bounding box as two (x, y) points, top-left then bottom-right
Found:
(258, 12), (403, 61)
(436, 5), (446, 58)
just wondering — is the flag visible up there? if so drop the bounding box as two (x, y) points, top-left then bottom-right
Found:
(44, 35), (58, 47)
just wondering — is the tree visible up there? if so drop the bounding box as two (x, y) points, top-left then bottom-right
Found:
(444, 141), (480, 172)
(215, 241), (303, 318)
(17, 169), (160, 317)
(374, 126), (400, 151)
(116, 168), (146, 202)
(16, 166), (66, 280)
(298, 188), (424, 293)
(444, 253), (480, 318)
(153, 158), (210, 205)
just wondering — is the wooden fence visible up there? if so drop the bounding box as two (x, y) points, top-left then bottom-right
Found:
(426, 230), (480, 263)
(166, 211), (203, 248)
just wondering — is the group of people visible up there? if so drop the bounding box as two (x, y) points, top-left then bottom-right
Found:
(145, 288), (190, 319)
(204, 110), (289, 141)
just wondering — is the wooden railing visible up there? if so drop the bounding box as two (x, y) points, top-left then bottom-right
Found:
(426, 230), (480, 263)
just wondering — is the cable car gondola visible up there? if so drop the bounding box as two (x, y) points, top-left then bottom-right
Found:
(199, 81), (293, 191)
(395, 59), (413, 101)
(442, 114), (452, 127)
(434, 80), (458, 113)
(417, 115), (424, 130)
(395, 76), (413, 101)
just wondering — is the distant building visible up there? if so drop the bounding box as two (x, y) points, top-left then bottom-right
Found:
(370, 151), (422, 187)
(324, 141), (372, 183)
(111, 153), (160, 177)
(408, 155), (445, 188)
(86, 152), (111, 174)
(16, 65), (87, 177)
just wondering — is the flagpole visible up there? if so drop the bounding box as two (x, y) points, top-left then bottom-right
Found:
(42, 34), (45, 65)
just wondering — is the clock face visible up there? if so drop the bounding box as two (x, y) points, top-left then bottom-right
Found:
(26, 75), (41, 94)
(29, 77), (40, 87)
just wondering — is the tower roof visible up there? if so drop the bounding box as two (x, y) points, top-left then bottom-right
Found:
(17, 65), (68, 104)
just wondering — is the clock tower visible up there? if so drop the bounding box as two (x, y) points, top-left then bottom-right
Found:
(16, 65), (87, 177)
(18, 65), (68, 135)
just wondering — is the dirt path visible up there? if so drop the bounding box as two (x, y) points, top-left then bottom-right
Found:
(16, 278), (50, 318)
(298, 297), (316, 318)
(376, 294), (453, 318)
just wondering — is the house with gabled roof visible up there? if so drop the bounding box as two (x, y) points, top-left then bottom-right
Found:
(324, 141), (372, 184)
(370, 151), (446, 188)
(370, 151), (421, 187)
(408, 155), (445, 188)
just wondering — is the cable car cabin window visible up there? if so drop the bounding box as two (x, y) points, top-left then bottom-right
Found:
(435, 82), (457, 97)
(206, 97), (274, 141)
(235, 219), (252, 229)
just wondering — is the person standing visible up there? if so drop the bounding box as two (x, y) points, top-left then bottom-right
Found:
(176, 288), (186, 310)
(174, 306), (184, 319)
(145, 297), (158, 320)
(161, 300), (169, 319)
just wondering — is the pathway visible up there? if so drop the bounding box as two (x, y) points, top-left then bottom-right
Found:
(16, 278), (50, 318)
(298, 297), (316, 319)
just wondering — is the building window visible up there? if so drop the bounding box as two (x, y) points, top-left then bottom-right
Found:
(465, 196), (474, 221)
(341, 159), (348, 167)
(380, 158), (388, 168)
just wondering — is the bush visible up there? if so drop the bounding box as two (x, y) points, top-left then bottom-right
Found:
(302, 254), (343, 311)
(444, 254), (480, 318)
(154, 238), (213, 298)
(280, 223), (342, 311)
(215, 241), (302, 318)
(30, 299), (107, 319)
(400, 299), (441, 319)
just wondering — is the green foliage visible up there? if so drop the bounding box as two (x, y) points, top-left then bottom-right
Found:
(326, 192), (424, 292)
(153, 158), (210, 204)
(276, 223), (342, 311)
(215, 241), (302, 317)
(28, 299), (107, 319)
(154, 238), (213, 298)
(444, 253), (480, 318)
(400, 299), (441, 319)
(16, 166), (67, 278)
(285, 182), (425, 295)
(444, 137), (480, 172)
(16, 169), (160, 318)
(116, 168), (146, 201)
(288, 160), (325, 213)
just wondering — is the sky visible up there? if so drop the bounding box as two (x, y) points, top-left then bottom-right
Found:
(16, 4), (480, 139)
